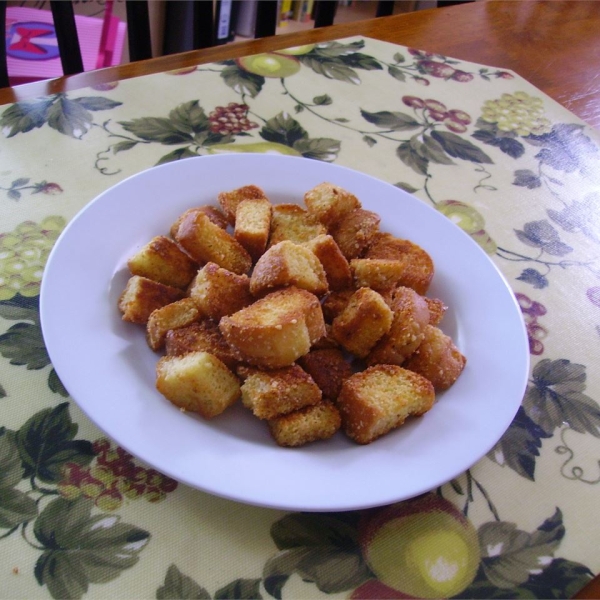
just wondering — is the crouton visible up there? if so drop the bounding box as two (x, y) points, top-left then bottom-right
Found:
(268, 401), (341, 447)
(330, 208), (381, 259)
(219, 287), (326, 368)
(365, 233), (434, 295)
(304, 182), (361, 227)
(298, 348), (353, 400)
(174, 211), (252, 275)
(403, 325), (466, 391)
(321, 289), (355, 323)
(218, 184), (268, 225)
(304, 234), (353, 291)
(350, 258), (410, 292)
(155, 351), (241, 418)
(337, 364), (435, 444)
(146, 298), (200, 351)
(188, 262), (253, 320)
(240, 364), (322, 419)
(425, 297), (447, 326)
(169, 205), (228, 239)
(250, 240), (329, 297)
(127, 235), (199, 289)
(118, 275), (184, 324)
(268, 204), (327, 247)
(331, 288), (393, 358)
(366, 286), (430, 367)
(234, 197), (272, 261)
(165, 320), (242, 370)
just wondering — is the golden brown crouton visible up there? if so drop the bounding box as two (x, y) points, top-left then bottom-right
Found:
(155, 351), (241, 418)
(337, 364), (435, 444)
(321, 289), (355, 323)
(234, 197), (272, 261)
(298, 348), (353, 400)
(146, 298), (200, 351)
(118, 275), (184, 324)
(250, 240), (328, 297)
(366, 286), (431, 367)
(403, 325), (466, 391)
(240, 364), (322, 419)
(331, 288), (393, 358)
(175, 211), (252, 275)
(350, 258), (410, 292)
(268, 204), (327, 247)
(169, 205), (228, 239)
(165, 320), (242, 369)
(219, 287), (326, 368)
(330, 208), (381, 260)
(188, 262), (253, 320)
(365, 233), (434, 295)
(425, 297), (447, 326)
(268, 401), (341, 447)
(303, 182), (361, 227)
(127, 235), (199, 289)
(303, 234), (353, 291)
(218, 184), (268, 225)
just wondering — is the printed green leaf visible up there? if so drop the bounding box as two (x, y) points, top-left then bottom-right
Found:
(299, 56), (361, 84)
(7, 189), (20, 200)
(157, 564), (210, 599)
(360, 109), (420, 131)
(16, 402), (95, 483)
(48, 368), (69, 397)
(34, 497), (149, 599)
(119, 117), (193, 145)
(156, 147), (199, 166)
(313, 94), (332, 106)
(0, 429), (23, 489)
(0, 294), (39, 321)
(431, 130), (493, 163)
(260, 112), (308, 147)
(363, 135), (377, 147)
(221, 65), (264, 98)
(387, 65), (406, 81)
(472, 129), (525, 159)
(523, 359), (600, 437)
(11, 177), (30, 188)
(513, 169), (542, 189)
(478, 509), (564, 588)
(311, 40), (366, 58)
(395, 182), (418, 193)
(73, 96), (122, 111)
(393, 52), (405, 63)
(292, 138), (340, 162)
(263, 548), (308, 599)
(515, 220), (573, 256)
(547, 195), (600, 244)
(47, 96), (93, 139)
(168, 101), (209, 134)
(340, 53), (382, 71)
(410, 134), (455, 165)
(518, 558), (594, 599)
(0, 97), (54, 137)
(112, 140), (138, 154)
(396, 141), (429, 175)
(0, 382), (6, 398)
(215, 578), (262, 599)
(0, 322), (50, 369)
(516, 268), (549, 290)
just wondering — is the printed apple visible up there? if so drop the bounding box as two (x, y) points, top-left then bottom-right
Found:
(236, 53), (301, 78)
(359, 494), (480, 599)
(437, 200), (485, 234)
(207, 142), (301, 156)
(276, 44), (315, 55)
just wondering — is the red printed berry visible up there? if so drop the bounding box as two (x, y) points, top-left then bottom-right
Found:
(444, 118), (468, 133)
(402, 95), (425, 109)
(447, 109), (472, 125)
(413, 76), (430, 86)
(424, 99), (447, 112)
(418, 60), (456, 78)
(451, 70), (474, 82)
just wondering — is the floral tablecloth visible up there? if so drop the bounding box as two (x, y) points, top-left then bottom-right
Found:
(1, 36), (599, 600)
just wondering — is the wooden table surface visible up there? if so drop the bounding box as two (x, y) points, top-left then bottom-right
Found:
(1, 0), (599, 131)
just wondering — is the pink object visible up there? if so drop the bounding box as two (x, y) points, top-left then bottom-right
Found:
(4, 3), (126, 85)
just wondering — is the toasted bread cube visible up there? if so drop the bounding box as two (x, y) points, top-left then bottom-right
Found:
(250, 240), (329, 297)
(350, 258), (411, 292)
(337, 365), (435, 444)
(330, 208), (381, 260)
(404, 325), (466, 391)
(331, 288), (393, 358)
(219, 287), (326, 368)
(304, 234), (353, 291)
(156, 351), (240, 419)
(118, 275), (184, 324)
(240, 364), (322, 419)
(365, 233), (434, 295)
(304, 182), (361, 227)
(169, 205), (228, 239)
(298, 348), (353, 400)
(321, 289), (355, 323)
(234, 197), (272, 261)
(127, 235), (199, 289)
(165, 321), (241, 369)
(146, 298), (200, 351)
(218, 184), (268, 225)
(188, 262), (253, 320)
(425, 297), (447, 326)
(175, 211), (252, 275)
(366, 286), (431, 367)
(268, 204), (327, 247)
(268, 401), (341, 447)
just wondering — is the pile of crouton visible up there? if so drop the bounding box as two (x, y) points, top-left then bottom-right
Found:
(118, 182), (466, 447)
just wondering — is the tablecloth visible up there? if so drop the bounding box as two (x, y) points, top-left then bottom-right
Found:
(0, 36), (599, 599)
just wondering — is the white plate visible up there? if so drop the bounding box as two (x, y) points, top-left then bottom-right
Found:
(40, 154), (529, 512)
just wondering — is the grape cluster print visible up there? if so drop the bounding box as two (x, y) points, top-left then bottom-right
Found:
(208, 103), (259, 135)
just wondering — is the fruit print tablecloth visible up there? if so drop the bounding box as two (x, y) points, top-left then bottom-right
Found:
(1, 37), (599, 600)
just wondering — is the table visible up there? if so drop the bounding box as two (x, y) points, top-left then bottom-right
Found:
(1, 1), (599, 598)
